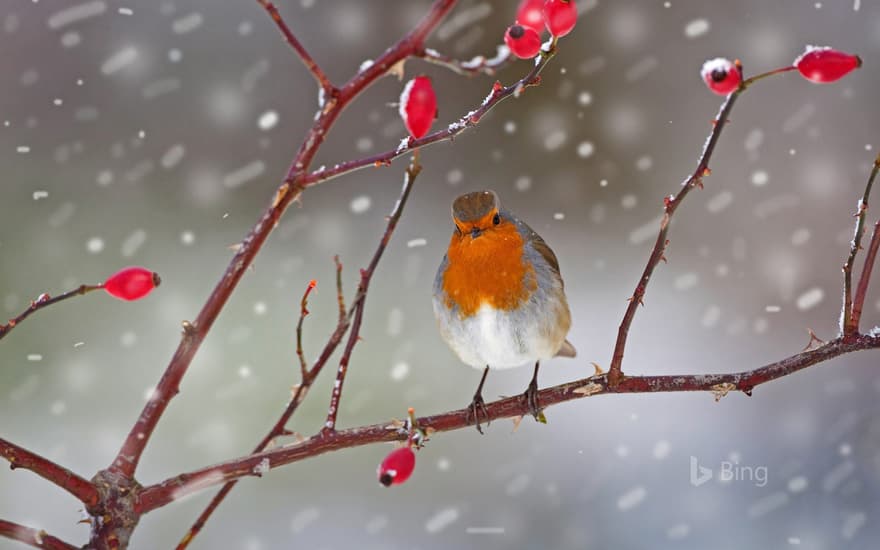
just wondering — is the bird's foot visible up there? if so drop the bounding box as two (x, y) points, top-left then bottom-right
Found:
(522, 378), (546, 424)
(466, 392), (490, 434)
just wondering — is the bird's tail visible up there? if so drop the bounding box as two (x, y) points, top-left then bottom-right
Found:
(555, 339), (577, 358)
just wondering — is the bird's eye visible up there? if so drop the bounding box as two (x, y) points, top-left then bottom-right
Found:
(492, 213), (501, 225)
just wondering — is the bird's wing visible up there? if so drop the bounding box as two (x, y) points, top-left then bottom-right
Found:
(527, 228), (561, 276)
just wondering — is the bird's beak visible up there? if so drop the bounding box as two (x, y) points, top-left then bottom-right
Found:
(470, 227), (482, 239)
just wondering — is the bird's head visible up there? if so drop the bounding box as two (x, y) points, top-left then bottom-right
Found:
(451, 190), (505, 239)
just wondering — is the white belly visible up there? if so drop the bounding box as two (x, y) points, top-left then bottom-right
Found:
(434, 303), (561, 369)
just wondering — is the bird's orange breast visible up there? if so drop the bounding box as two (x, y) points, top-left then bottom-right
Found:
(441, 223), (537, 318)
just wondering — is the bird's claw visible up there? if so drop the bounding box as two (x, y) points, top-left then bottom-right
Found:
(466, 393), (490, 434)
(522, 379), (546, 424)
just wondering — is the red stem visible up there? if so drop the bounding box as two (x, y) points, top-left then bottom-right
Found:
(0, 519), (77, 550)
(136, 333), (880, 513)
(0, 437), (99, 508)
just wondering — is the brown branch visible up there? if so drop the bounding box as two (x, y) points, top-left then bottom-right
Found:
(256, 0), (335, 94)
(301, 45), (555, 188)
(0, 284), (102, 341)
(606, 93), (739, 386)
(136, 333), (880, 512)
(607, 64), (796, 387)
(323, 156), (421, 433)
(175, 264), (344, 550)
(0, 437), (99, 508)
(853, 218), (880, 331)
(417, 44), (511, 77)
(844, 153), (880, 335)
(175, 159), (418, 546)
(107, 0), (461, 481)
(0, 519), (77, 550)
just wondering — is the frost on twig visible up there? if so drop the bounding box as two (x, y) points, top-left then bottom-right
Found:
(252, 458), (270, 477)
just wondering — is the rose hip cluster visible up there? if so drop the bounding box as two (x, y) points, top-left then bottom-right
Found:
(702, 46), (861, 96)
(397, 1), (579, 140)
(506, 0), (578, 59)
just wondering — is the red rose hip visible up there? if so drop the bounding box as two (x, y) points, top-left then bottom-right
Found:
(103, 266), (161, 301)
(517, 0), (545, 33)
(505, 24), (542, 59)
(700, 58), (741, 95)
(377, 446), (416, 487)
(543, 0), (577, 38)
(794, 46), (861, 83)
(399, 76), (437, 139)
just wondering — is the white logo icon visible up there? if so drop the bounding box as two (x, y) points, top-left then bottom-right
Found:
(690, 456), (713, 486)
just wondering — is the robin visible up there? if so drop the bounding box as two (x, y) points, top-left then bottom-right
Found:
(433, 190), (576, 432)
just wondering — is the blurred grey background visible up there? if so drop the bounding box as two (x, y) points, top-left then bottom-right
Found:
(2, 0), (880, 548)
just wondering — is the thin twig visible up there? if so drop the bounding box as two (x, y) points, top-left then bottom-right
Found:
(417, 44), (511, 77)
(323, 156), (422, 434)
(135, 333), (880, 513)
(176, 162), (420, 546)
(175, 266), (342, 549)
(606, 63), (796, 387)
(843, 153), (880, 335)
(607, 94), (739, 386)
(0, 285), (102, 341)
(255, 0), (335, 94)
(0, 519), (77, 550)
(301, 46), (556, 188)
(853, 219), (880, 331)
(0, 437), (99, 508)
(334, 255), (346, 322)
(107, 0), (461, 481)
(295, 279), (317, 378)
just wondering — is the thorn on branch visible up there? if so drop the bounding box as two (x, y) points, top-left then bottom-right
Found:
(272, 182), (291, 209)
(803, 328), (826, 351)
